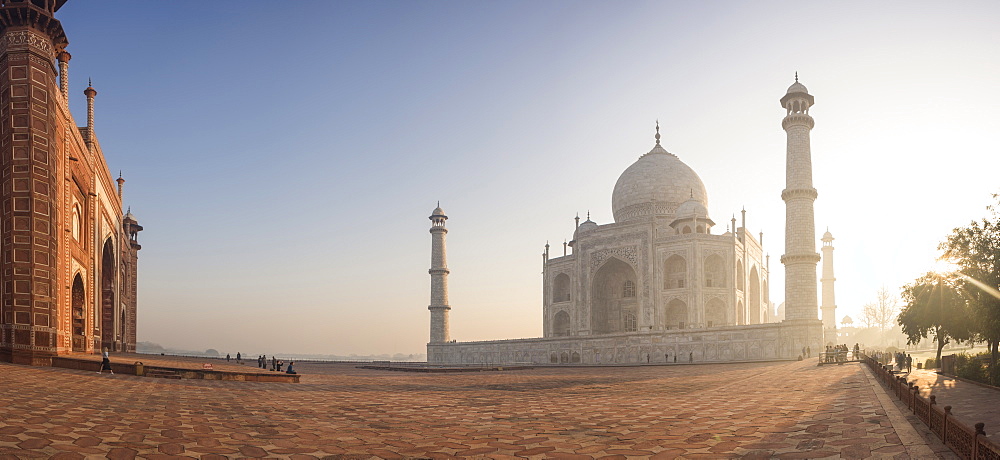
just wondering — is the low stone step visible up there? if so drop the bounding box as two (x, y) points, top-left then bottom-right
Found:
(144, 369), (181, 379)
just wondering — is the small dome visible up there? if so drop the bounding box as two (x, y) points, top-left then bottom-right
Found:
(575, 218), (598, 236)
(612, 143), (708, 223)
(822, 230), (833, 240)
(786, 81), (808, 95)
(429, 204), (448, 223)
(124, 211), (137, 222)
(675, 198), (709, 219)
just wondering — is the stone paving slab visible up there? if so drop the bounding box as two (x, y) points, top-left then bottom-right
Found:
(904, 368), (1000, 439)
(0, 359), (938, 458)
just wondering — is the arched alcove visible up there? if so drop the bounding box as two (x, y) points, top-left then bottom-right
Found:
(748, 267), (761, 324)
(553, 310), (570, 336)
(552, 273), (570, 303)
(737, 260), (745, 291)
(705, 254), (725, 287)
(705, 298), (726, 327)
(72, 274), (86, 352)
(101, 238), (115, 351)
(665, 299), (687, 329)
(591, 258), (638, 334)
(664, 255), (686, 289)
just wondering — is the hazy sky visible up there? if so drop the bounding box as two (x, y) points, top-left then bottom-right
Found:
(55, 1), (1000, 355)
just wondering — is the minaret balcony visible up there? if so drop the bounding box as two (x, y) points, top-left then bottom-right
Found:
(782, 114), (815, 130)
(780, 188), (818, 201)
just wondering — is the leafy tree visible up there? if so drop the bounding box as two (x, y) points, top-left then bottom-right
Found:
(898, 272), (972, 364)
(941, 194), (1000, 384)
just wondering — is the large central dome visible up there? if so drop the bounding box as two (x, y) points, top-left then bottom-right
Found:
(611, 141), (708, 223)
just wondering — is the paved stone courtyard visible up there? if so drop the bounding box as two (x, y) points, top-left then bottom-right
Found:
(0, 359), (936, 458)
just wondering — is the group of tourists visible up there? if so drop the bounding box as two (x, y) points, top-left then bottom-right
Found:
(223, 352), (298, 374)
(821, 343), (857, 363)
(894, 351), (913, 373)
(868, 350), (913, 373)
(256, 354), (297, 374)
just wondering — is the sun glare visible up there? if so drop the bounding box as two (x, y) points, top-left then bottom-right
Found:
(932, 258), (959, 275)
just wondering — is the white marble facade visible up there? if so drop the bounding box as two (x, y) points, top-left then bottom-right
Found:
(427, 82), (825, 365)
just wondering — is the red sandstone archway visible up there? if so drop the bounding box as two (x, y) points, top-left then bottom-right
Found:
(72, 274), (86, 352)
(101, 238), (115, 351)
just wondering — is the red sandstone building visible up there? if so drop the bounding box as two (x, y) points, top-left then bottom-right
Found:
(0, 0), (141, 365)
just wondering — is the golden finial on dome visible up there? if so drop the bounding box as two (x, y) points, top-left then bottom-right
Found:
(655, 120), (661, 146)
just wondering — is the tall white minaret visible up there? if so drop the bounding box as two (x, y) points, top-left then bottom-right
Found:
(780, 74), (821, 322)
(820, 229), (837, 343)
(428, 203), (451, 343)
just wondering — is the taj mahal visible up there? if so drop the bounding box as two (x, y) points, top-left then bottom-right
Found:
(426, 77), (836, 365)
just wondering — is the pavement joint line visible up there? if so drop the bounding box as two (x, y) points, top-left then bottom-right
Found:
(861, 363), (938, 459)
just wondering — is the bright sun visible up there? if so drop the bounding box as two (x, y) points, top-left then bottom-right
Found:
(932, 258), (959, 275)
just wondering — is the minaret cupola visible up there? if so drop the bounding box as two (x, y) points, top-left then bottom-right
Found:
(780, 73), (815, 128)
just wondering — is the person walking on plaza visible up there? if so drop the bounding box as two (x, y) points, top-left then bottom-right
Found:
(98, 348), (113, 375)
(236, 352), (241, 364)
(226, 353), (231, 362)
(906, 354), (912, 373)
(271, 355), (277, 371)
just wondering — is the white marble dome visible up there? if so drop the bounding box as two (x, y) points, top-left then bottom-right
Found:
(787, 81), (808, 95)
(575, 218), (598, 236)
(675, 197), (709, 219)
(612, 143), (708, 223)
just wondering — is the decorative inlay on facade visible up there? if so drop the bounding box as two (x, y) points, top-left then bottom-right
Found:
(589, 246), (638, 272)
(1, 30), (54, 55)
(615, 202), (678, 222)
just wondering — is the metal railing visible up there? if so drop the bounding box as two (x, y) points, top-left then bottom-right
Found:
(863, 354), (1000, 460)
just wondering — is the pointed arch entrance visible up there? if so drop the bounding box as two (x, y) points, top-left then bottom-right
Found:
(705, 298), (726, 327)
(101, 238), (116, 351)
(591, 258), (637, 334)
(72, 274), (86, 352)
(553, 310), (570, 336)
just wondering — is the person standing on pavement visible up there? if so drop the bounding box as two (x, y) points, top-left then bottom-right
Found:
(98, 347), (113, 375)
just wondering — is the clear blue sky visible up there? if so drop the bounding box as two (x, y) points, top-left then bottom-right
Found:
(56, 1), (1000, 355)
